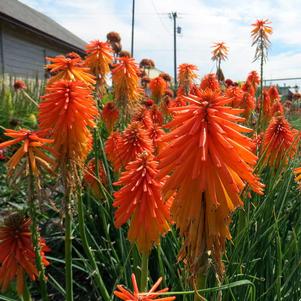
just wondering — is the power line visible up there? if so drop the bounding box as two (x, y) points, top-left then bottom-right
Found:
(151, 0), (171, 34)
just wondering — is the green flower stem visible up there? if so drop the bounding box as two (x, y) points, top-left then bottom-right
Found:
(140, 253), (149, 291)
(64, 184), (73, 301)
(77, 190), (110, 301)
(27, 163), (48, 301)
(22, 280), (32, 301)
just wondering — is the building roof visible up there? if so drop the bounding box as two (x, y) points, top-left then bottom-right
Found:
(0, 0), (86, 52)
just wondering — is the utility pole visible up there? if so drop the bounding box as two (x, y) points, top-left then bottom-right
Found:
(170, 12), (178, 90)
(131, 0), (135, 57)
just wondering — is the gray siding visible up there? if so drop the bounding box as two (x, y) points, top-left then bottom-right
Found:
(1, 22), (80, 79)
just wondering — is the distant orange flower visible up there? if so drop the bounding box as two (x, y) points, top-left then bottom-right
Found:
(101, 102), (119, 133)
(149, 77), (167, 102)
(39, 80), (98, 164)
(178, 64), (198, 95)
(225, 86), (244, 108)
(117, 122), (153, 169)
(106, 31), (121, 43)
(148, 124), (166, 154)
(246, 71), (260, 92)
(251, 19), (272, 42)
(0, 128), (55, 177)
(241, 92), (256, 119)
(0, 214), (50, 295)
(112, 57), (142, 113)
(262, 116), (296, 168)
(83, 158), (107, 199)
(159, 72), (172, 83)
(262, 89), (272, 122)
(158, 89), (264, 276)
(272, 100), (284, 116)
(251, 19), (272, 62)
(211, 42), (228, 62)
(200, 74), (220, 91)
(113, 152), (171, 253)
(114, 273), (175, 301)
(105, 131), (123, 171)
(268, 85), (280, 102)
(46, 53), (95, 86)
(85, 40), (113, 80)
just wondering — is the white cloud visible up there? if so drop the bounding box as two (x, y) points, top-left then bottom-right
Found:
(19, 0), (301, 81)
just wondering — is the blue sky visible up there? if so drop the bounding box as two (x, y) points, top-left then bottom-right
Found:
(20, 0), (301, 83)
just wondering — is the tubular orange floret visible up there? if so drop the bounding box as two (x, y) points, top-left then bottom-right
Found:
(114, 273), (175, 301)
(262, 116), (297, 169)
(112, 56), (142, 113)
(158, 88), (264, 277)
(46, 53), (95, 86)
(113, 152), (171, 253)
(0, 213), (50, 295)
(85, 40), (113, 80)
(200, 73), (220, 92)
(149, 76), (167, 102)
(39, 80), (98, 165)
(101, 102), (119, 133)
(0, 128), (56, 177)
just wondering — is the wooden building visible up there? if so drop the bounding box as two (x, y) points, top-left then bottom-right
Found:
(0, 0), (86, 79)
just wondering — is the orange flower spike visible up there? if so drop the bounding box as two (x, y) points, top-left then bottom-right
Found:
(268, 85), (280, 103)
(211, 42), (229, 62)
(39, 80), (98, 165)
(114, 273), (176, 301)
(117, 122), (153, 168)
(149, 77), (167, 102)
(200, 73), (220, 91)
(113, 152), (171, 253)
(272, 100), (284, 116)
(0, 214), (50, 295)
(105, 131), (123, 171)
(158, 88), (264, 276)
(178, 63), (198, 95)
(225, 86), (244, 108)
(0, 128), (55, 176)
(85, 40), (113, 79)
(246, 71), (260, 91)
(149, 104), (164, 126)
(112, 57), (142, 112)
(101, 102), (119, 133)
(251, 19), (272, 62)
(262, 89), (272, 122)
(251, 19), (273, 42)
(46, 52), (96, 86)
(262, 116), (296, 168)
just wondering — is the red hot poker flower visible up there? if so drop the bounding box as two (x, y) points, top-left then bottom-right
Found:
(114, 273), (175, 301)
(0, 214), (50, 295)
(85, 40), (113, 80)
(158, 89), (264, 276)
(149, 77), (167, 102)
(39, 80), (98, 165)
(113, 152), (171, 253)
(46, 53), (95, 86)
(200, 74), (220, 91)
(262, 116), (297, 168)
